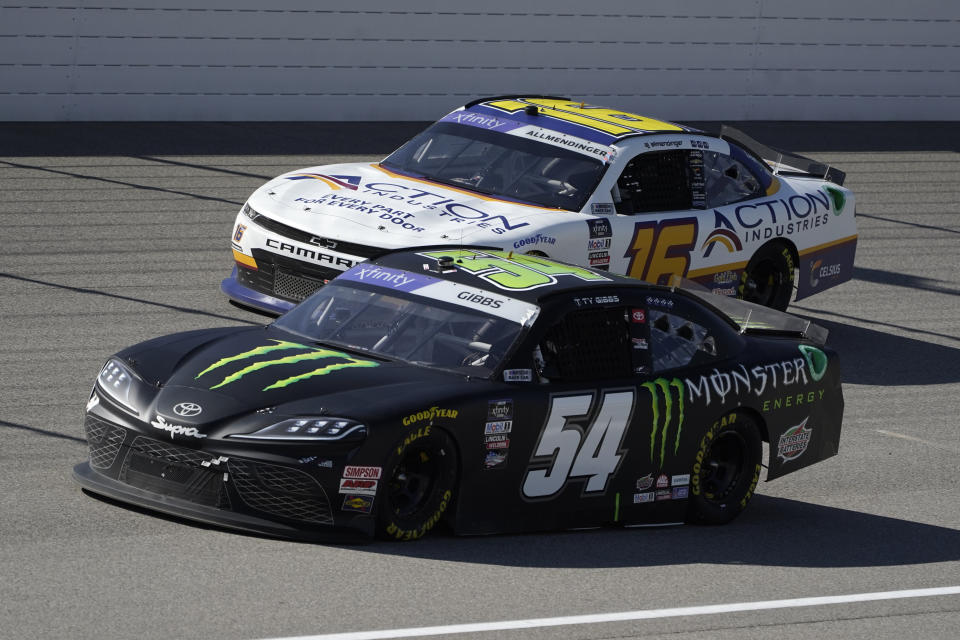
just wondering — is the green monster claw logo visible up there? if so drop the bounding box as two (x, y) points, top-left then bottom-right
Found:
(195, 339), (378, 391)
(798, 345), (828, 382)
(641, 378), (685, 466)
(823, 186), (846, 215)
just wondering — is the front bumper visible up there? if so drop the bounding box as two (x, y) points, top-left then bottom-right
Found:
(74, 412), (372, 542)
(221, 266), (295, 316)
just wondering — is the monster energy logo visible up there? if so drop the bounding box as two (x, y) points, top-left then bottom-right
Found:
(641, 378), (685, 466)
(195, 339), (378, 391)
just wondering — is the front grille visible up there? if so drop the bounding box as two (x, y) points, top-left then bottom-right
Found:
(229, 459), (334, 525)
(85, 413), (126, 470)
(274, 269), (326, 302)
(119, 436), (229, 508)
(251, 213), (383, 259)
(242, 249), (348, 304)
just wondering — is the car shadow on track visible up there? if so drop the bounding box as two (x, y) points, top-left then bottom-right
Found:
(83, 487), (960, 569)
(788, 317), (960, 386)
(365, 495), (960, 569)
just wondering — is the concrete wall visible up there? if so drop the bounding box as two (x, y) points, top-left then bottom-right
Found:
(2, 1), (957, 121)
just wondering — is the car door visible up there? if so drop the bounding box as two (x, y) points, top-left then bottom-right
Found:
(520, 288), (744, 529)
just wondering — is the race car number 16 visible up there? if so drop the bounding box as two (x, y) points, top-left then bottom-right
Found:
(522, 390), (634, 498)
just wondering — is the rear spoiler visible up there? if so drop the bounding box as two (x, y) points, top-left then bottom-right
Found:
(720, 125), (846, 186)
(736, 308), (830, 346)
(676, 281), (830, 347)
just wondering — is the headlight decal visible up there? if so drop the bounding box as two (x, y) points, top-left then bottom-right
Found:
(229, 417), (367, 441)
(96, 359), (141, 415)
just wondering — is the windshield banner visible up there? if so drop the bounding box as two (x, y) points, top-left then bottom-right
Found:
(337, 265), (539, 326)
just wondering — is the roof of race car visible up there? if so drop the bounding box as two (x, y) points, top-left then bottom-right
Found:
(461, 96), (700, 146)
(355, 246), (646, 304)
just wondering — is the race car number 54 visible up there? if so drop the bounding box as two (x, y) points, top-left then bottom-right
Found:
(522, 390), (634, 498)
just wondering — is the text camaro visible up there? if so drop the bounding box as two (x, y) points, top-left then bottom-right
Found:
(223, 96), (857, 315)
(76, 249), (844, 541)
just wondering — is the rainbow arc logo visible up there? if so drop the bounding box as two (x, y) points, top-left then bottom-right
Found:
(701, 228), (743, 257)
(285, 174), (361, 190)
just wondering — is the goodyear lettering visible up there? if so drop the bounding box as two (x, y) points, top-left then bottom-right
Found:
(513, 233), (558, 249)
(740, 464), (761, 507)
(194, 339), (378, 391)
(396, 425), (432, 456)
(691, 413), (735, 497)
(642, 378), (685, 467)
(385, 489), (452, 540)
(401, 407), (459, 427)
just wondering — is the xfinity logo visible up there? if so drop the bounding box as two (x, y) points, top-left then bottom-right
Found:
(150, 415), (208, 440)
(173, 402), (202, 417)
(355, 266), (416, 288)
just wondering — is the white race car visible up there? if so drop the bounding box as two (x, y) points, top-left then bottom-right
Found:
(223, 96), (857, 314)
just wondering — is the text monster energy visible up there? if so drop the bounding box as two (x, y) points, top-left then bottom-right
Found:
(195, 339), (378, 391)
(642, 378), (685, 466)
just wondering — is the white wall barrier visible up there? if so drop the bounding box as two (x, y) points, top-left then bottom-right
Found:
(1, 1), (957, 121)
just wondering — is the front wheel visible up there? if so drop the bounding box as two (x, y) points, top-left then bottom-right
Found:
(688, 412), (762, 525)
(739, 242), (795, 311)
(376, 427), (458, 541)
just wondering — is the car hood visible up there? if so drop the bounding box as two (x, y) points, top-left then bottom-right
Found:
(127, 327), (461, 426)
(248, 162), (556, 247)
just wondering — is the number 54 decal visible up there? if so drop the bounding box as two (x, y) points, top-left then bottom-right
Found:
(522, 390), (635, 499)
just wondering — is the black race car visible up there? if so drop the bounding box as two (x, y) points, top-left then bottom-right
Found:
(75, 248), (842, 541)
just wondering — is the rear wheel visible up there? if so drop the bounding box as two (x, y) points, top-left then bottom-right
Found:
(688, 412), (762, 525)
(376, 428), (458, 541)
(739, 242), (795, 311)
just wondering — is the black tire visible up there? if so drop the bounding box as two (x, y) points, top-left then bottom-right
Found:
(688, 412), (763, 525)
(376, 427), (458, 541)
(739, 242), (795, 311)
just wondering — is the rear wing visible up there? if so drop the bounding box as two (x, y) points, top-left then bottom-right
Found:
(672, 278), (830, 346)
(720, 125), (846, 187)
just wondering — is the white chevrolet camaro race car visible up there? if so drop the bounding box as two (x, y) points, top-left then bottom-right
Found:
(223, 96), (857, 315)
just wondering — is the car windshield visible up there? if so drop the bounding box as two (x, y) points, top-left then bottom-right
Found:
(381, 121), (606, 211)
(274, 281), (529, 377)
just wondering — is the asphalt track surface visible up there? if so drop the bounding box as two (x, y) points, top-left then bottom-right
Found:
(1, 123), (959, 640)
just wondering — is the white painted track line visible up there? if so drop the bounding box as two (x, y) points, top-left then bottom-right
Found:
(263, 586), (960, 640)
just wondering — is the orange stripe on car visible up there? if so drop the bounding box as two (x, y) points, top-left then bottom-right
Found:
(233, 249), (258, 269)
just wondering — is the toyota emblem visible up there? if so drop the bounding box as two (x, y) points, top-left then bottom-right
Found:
(173, 402), (203, 417)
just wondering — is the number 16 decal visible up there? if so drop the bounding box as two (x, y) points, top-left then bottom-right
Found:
(625, 218), (698, 286)
(522, 390), (635, 499)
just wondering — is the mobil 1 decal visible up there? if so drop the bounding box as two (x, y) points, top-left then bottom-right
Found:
(522, 389), (634, 499)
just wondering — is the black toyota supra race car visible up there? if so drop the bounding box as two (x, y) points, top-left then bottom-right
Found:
(75, 248), (843, 542)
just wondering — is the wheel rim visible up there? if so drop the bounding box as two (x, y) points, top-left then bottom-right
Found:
(387, 447), (439, 518)
(742, 259), (785, 307)
(699, 431), (747, 502)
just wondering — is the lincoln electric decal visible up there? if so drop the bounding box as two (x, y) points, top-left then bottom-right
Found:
(195, 340), (378, 391)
